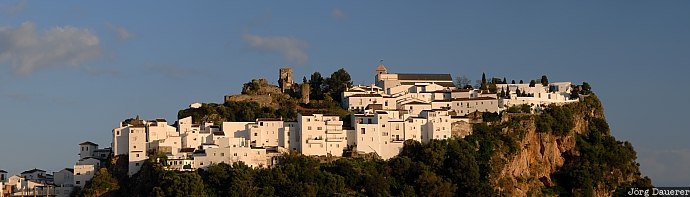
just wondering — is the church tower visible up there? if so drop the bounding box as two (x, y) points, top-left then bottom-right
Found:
(375, 63), (387, 82)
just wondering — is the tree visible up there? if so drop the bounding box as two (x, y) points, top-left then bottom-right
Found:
(455, 75), (472, 89)
(582, 82), (592, 94)
(519, 80), (523, 84)
(529, 80), (536, 87)
(79, 168), (120, 197)
(541, 75), (549, 86)
(302, 76), (307, 84)
(325, 68), (353, 103)
(310, 72), (325, 100)
(480, 73), (487, 90)
(511, 80), (516, 84)
(503, 77), (507, 84)
(516, 89), (521, 97)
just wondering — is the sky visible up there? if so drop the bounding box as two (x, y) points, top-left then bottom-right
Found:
(0, 0), (688, 186)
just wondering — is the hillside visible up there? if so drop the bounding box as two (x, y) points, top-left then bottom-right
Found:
(78, 94), (651, 197)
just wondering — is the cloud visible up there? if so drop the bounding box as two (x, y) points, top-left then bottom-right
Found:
(0, 22), (102, 75)
(331, 8), (347, 20)
(242, 33), (309, 65)
(638, 149), (690, 186)
(144, 64), (200, 79)
(0, 0), (26, 16)
(106, 23), (133, 41)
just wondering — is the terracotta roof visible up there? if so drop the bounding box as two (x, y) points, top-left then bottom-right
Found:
(155, 118), (167, 122)
(397, 73), (452, 81)
(376, 64), (387, 71)
(79, 141), (98, 146)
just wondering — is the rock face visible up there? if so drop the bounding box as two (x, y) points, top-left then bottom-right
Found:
(451, 121), (472, 138)
(489, 96), (638, 197)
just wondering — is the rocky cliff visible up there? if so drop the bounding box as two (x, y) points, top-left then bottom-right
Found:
(486, 95), (651, 196)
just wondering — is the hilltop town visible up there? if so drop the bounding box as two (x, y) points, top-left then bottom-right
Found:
(1, 64), (590, 197)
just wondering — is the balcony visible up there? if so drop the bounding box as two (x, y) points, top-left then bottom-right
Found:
(307, 138), (324, 144)
(326, 137), (345, 142)
(326, 120), (343, 126)
(325, 128), (344, 134)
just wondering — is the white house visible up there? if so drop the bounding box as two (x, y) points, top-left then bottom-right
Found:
(298, 113), (347, 157)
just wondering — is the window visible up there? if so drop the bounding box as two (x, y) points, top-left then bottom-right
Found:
(221, 153), (225, 156)
(81, 147), (84, 151)
(382, 124), (385, 128)
(308, 126), (312, 130)
(76, 172), (81, 175)
(135, 162), (140, 166)
(317, 127), (322, 130)
(287, 132), (290, 136)
(76, 181), (81, 185)
(136, 154), (140, 157)
(260, 122), (263, 126)
(133, 146), (136, 149)
(254, 133), (258, 136)
(360, 128), (365, 134)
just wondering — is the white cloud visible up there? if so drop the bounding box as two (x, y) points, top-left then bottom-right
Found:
(242, 33), (309, 65)
(0, 0), (26, 16)
(0, 22), (102, 75)
(106, 23), (133, 41)
(331, 8), (347, 20)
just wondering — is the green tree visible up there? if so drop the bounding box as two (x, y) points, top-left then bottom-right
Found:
(519, 80), (524, 84)
(325, 68), (353, 103)
(511, 80), (516, 84)
(541, 75), (549, 86)
(480, 73), (487, 90)
(529, 80), (536, 87)
(79, 168), (120, 197)
(310, 72), (325, 100)
(581, 82), (592, 94)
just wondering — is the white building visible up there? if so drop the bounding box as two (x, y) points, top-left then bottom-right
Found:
(73, 164), (95, 188)
(298, 114), (347, 157)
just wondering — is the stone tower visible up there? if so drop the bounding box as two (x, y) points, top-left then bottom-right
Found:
(279, 67), (294, 93)
(300, 83), (310, 104)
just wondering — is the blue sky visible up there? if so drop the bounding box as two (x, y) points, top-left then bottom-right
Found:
(0, 1), (688, 186)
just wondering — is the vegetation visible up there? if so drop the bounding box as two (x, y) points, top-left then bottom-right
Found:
(178, 100), (298, 123)
(99, 80), (650, 197)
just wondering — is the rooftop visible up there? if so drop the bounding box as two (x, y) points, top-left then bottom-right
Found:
(21, 168), (45, 174)
(79, 141), (98, 146)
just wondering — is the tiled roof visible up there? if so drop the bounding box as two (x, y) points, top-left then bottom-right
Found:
(155, 118), (167, 122)
(397, 73), (452, 81)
